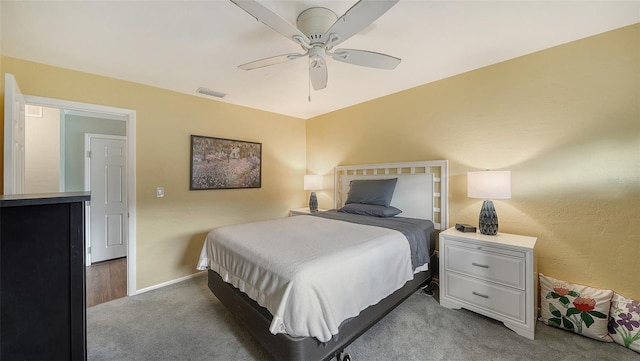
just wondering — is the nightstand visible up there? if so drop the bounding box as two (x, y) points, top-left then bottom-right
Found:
(289, 207), (327, 216)
(439, 227), (537, 340)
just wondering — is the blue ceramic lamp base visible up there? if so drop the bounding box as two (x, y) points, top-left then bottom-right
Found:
(308, 192), (318, 212)
(479, 200), (498, 235)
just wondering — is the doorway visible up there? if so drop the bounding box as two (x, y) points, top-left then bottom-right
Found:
(83, 133), (129, 306)
(16, 93), (137, 296)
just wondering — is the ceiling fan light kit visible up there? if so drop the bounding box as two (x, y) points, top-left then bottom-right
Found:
(231, 0), (401, 91)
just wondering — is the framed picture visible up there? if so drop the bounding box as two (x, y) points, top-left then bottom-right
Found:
(190, 135), (262, 190)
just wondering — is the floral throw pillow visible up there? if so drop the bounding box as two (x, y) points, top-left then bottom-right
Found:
(608, 292), (640, 353)
(539, 273), (613, 342)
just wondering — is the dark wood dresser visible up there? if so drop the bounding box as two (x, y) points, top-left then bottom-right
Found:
(0, 192), (90, 361)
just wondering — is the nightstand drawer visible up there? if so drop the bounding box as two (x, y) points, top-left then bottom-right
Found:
(446, 272), (526, 323)
(445, 242), (525, 289)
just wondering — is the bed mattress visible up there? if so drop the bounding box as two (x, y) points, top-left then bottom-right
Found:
(197, 212), (435, 342)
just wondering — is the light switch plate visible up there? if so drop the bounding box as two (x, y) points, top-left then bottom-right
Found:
(156, 187), (164, 198)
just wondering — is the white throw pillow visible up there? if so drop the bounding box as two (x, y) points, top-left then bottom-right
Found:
(539, 273), (613, 342)
(608, 292), (640, 353)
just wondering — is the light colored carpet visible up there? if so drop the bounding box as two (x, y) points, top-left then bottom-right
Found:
(87, 275), (638, 361)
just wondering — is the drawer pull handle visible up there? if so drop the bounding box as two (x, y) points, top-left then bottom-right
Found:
(472, 291), (489, 299)
(472, 262), (489, 268)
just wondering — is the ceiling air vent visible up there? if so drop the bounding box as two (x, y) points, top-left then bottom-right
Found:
(196, 87), (226, 98)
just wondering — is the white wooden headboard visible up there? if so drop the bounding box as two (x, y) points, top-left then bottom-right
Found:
(334, 160), (448, 230)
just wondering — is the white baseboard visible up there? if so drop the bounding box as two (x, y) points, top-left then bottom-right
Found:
(134, 271), (206, 295)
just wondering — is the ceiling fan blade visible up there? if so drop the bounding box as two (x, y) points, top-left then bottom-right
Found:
(309, 57), (328, 90)
(231, 0), (310, 46)
(330, 48), (400, 70)
(238, 53), (305, 70)
(323, 0), (399, 49)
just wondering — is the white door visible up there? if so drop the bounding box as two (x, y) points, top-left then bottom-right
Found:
(3, 74), (26, 194)
(89, 136), (127, 263)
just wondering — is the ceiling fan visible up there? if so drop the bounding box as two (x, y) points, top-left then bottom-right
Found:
(231, 0), (401, 90)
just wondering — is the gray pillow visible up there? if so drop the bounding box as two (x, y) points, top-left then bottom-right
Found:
(338, 203), (402, 218)
(345, 178), (397, 207)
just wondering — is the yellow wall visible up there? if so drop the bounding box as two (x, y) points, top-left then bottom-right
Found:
(1, 57), (307, 289)
(2, 25), (638, 299)
(308, 24), (640, 299)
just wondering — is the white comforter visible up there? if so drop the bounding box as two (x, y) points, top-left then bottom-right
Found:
(196, 215), (415, 342)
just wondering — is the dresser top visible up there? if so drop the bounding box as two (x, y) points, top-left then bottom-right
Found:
(440, 227), (537, 249)
(0, 192), (91, 207)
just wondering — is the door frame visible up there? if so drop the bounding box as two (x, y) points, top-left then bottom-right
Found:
(3, 73), (26, 194)
(84, 133), (127, 266)
(23, 95), (137, 296)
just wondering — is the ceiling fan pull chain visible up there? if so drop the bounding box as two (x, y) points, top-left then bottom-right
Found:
(308, 58), (312, 102)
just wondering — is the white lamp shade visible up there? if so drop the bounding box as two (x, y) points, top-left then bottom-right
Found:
(467, 171), (511, 200)
(304, 175), (323, 191)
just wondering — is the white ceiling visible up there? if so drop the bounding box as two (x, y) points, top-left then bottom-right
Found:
(1, 1), (638, 119)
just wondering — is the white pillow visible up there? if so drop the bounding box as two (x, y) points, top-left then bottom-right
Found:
(539, 273), (613, 342)
(608, 292), (640, 353)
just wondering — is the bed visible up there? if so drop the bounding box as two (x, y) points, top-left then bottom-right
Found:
(197, 160), (449, 361)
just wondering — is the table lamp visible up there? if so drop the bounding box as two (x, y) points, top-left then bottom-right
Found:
(304, 175), (323, 212)
(467, 170), (511, 235)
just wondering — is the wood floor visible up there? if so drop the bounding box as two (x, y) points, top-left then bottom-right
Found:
(86, 257), (127, 307)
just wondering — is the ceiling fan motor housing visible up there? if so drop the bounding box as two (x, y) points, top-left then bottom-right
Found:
(296, 7), (338, 44)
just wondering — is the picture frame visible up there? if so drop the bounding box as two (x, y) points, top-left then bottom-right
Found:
(190, 135), (262, 190)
